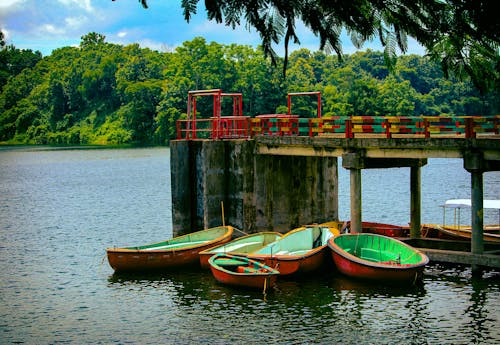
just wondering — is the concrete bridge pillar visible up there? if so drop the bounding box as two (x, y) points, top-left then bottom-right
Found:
(170, 139), (339, 236)
(464, 152), (485, 268)
(342, 152), (363, 233)
(410, 166), (422, 238)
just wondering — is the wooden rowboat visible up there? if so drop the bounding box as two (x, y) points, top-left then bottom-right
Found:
(421, 199), (500, 242)
(199, 232), (282, 269)
(106, 226), (234, 272)
(328, 233), (428, 284)
(421, 224), (500, 243)
(248, 222), (342, 276)
(208, 253), (280, 290)
(345, 221), (409, 237)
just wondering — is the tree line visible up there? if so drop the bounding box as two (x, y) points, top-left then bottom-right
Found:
(0, 32), (498, 145)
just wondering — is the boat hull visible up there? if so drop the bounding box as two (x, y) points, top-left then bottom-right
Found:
(106, 226), (233, 272)
(199, 232), (282, 269)
(209, 254), (279, 289)
(328, 233), (428, 284)
(250, 247), (328, 276)
(358, 221), (409, 237)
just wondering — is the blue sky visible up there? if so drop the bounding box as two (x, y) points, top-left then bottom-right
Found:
(1, 0), (425, 57)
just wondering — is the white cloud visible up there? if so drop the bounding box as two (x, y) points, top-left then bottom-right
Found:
(117, 31), (127, 38)
(64, 15), (88, 29)
(41, 23), (65, 35)
(0, 0), (26, 8)
(57, 0), (93, 13)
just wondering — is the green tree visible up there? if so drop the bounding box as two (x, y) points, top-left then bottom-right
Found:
(170, 0), (499, 93)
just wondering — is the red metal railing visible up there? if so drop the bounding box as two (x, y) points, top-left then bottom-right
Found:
(177, 89), (499, 140)
(177, 115), (499, 140)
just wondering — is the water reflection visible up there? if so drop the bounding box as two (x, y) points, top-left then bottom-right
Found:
(105, 264), (499, 344)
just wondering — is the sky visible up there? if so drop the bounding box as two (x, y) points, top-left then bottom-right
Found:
(0, 0), (426, 57)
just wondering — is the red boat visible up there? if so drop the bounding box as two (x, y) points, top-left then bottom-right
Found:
(248, 222), (342, 276)
(209, 253), (280, 290)
(328, 233), (428, 284)
(106, 226), (234, 272)
(346, 221), (409, 237)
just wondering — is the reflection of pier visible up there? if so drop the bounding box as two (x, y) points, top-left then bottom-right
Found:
(171, 90), (500, 272)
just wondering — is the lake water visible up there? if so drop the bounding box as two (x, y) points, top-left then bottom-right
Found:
(0, 147), (498, 344)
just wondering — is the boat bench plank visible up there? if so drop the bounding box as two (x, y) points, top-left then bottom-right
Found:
(143, 240), (209, 250)
(214, 258), (249, 266)
(224, 241), (261, 251)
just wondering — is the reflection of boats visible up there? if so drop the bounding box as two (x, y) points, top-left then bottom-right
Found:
(106, 226), (234, 272)
(345, 221), (409, 237)
(421, 199), (500, 242)
(199, 232), (282, 269)
(208, 253), (280, 290)
(248, 222), (342, 276)
(328, 233), (428, 283)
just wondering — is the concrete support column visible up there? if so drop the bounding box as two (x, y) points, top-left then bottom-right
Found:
(342, 152), (364, 233)
(471, 170), (484, 255)
(464, 151), (485, 276)
(350, 168), (362, 233)
(464, 151), (485, 257)
(410, 166), (421, 238)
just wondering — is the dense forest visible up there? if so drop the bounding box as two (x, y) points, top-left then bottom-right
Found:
(1, 32), (499, 145)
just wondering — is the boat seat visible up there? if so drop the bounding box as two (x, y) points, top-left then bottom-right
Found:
(145, 240), (209, 250)
(236, 266), (260, 273)
(287, 249), (310, 256)
(224, 241), (260, 252)
(213, 258), (248, 266)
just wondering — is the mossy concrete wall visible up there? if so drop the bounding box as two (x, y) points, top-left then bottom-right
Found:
(170, 139), (338, 236)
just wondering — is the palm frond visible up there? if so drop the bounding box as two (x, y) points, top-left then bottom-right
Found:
(181, 0), (199, 22)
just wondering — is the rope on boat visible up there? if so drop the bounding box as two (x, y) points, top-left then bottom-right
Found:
(233, 227), (249, 236)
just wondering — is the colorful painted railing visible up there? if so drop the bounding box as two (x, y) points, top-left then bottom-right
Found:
(176, 115), (500, 140)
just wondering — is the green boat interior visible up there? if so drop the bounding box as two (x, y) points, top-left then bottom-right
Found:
(334, 234), (423, 264)
(127, 226), (229, 250)
(209, 233), (281, 254)
(255, 227), (334, 256)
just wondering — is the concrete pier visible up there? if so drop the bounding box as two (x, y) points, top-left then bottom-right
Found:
(171, 135), (500, 270)
(170, 139), (338, 235)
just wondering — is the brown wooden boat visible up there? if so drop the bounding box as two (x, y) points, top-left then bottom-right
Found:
(348, 221), (410, 237)
(421, 224), (500, 243)
(106, 226), (234, 272)
(421, 198), (500, 242)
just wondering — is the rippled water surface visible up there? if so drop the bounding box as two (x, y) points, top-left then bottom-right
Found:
(0, 147), (498, 344)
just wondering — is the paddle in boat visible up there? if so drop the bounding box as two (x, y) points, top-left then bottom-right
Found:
(208, 253), (280, 291)
(199, 232), (282, 269)
(248, 221), (342, 276)
(106, 225), (234, 272)
(328, 233), (429, 284)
